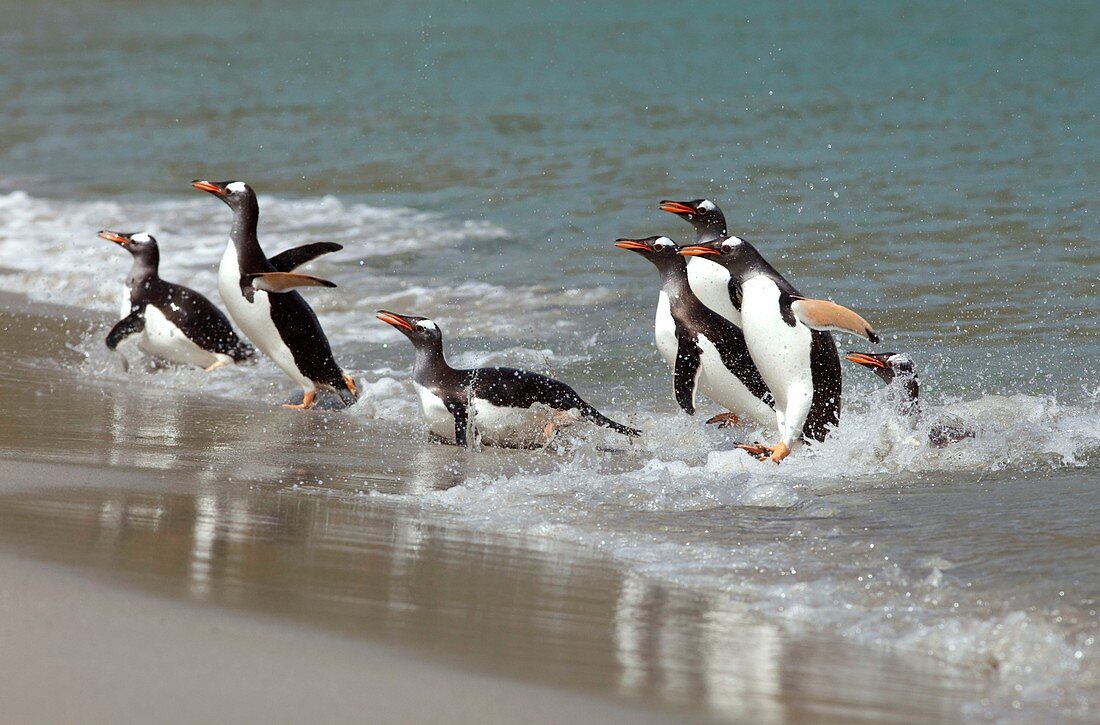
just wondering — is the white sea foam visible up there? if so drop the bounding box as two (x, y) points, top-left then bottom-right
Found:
(393, 393), (1100, 721)
(0, 190), (508, 311)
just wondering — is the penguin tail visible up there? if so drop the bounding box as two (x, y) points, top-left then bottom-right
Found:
(580, 405), (641, 438)
(232, 340), (257, 363)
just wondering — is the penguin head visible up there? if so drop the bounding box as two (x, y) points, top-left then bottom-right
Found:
(677, 234), (749, 266)
(376, 310), (443, 347)
(845, 351), (915, 384)
(659, 198), (727, 239)
(615, 235), (680, 261)
(191, 179), (256, 211)
(99, 230), (159, 262)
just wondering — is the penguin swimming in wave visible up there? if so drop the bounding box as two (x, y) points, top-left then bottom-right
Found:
(614, 236), (774, 427)
(100, 230), (254, 371)
(680, 236), (878, 462)
(376, 310), (641, 448)
(846, 351), (974, 447)
(192, 180), (357, 410)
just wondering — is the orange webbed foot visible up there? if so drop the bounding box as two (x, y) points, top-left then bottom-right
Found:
(736, 441), (791, 464)
(282, 389), (317, 410)
(705, 412), (742, 428)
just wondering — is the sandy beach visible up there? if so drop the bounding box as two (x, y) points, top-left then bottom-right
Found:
(0, 546), (674, 725)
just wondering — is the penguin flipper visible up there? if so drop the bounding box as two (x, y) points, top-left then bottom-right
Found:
(246, 271), (338, 293)
(268, 242), (343, 273)
(106, 312), (145, 350)
(673, 331), (702, 415)
(790, 297), (879, 343)
(445, 399), (470, 447)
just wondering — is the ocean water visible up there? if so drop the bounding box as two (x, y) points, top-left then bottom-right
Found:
(1, 0), (1098, 720)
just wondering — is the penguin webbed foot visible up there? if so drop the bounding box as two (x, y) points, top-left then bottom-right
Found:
(736, 441), (791, 464)
(706, 412), (742, 429)
(282, 389), (317, 410)
(737, 442), (773, 461)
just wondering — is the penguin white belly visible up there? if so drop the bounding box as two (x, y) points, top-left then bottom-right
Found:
(653, 291), (678, 368)
(695, 333), (776, 428)
(686, 258), (742, 326)
(138, 305), (228, 369)
(119, 286), (133, 318)
(412, 382), (458, 440)
(739, 276), (815, 444)
(470, 398), (556, 448)
(219, 243), (313, 390)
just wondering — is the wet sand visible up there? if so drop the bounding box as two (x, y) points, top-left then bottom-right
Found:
(0, 546), (671, 725)
(0, 294), (981, 723)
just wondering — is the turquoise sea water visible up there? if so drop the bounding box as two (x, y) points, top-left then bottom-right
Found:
(1, 1), (1098, 720)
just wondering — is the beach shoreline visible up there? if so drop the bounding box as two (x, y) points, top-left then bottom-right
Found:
(0, 293), (999, 723)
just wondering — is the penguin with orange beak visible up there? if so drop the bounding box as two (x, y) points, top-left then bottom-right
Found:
(377, 310), (640, 448)
(679, 236), (879, 462)
(614, 235), (774, 426)
(845, 351), (974, 447)
(192, 179), (356, 409)
(100, 229), (253, 371)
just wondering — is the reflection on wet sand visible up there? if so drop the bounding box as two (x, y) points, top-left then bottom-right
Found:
(0, 474), (975, 723)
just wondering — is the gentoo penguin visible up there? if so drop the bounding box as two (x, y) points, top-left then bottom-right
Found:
(100, 230), (254, 371)
(192, 180), (357, 409)
(376, 310), (641, 448)
(845, 351), (974, 447)
(680, 237), (878, 462)
(614, 236), (774, 426)
(659, 198), (742, 322)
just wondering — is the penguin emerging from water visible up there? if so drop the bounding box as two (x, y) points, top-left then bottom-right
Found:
(191, 180), (357, 410)
(680, 236), (878, 462)
(845, 351), (974, 447)
(376, 310), (641, 448)
(614, 236), (774, 426)
(100, 230), (254, 371)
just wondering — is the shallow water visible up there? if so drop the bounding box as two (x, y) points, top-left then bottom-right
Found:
(1, 0), (1099, 721)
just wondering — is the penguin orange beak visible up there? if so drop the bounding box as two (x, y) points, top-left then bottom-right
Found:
(845, 352), (888, 369)
(98, 230), (130, 247)
(678, 245), (720, 256)
(614, 239), (654, 252)
(659, 200), (697, 216)
(376, 310), (415, 331)
(191, 180), (225, 196)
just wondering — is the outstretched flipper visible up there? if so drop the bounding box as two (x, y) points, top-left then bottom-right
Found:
(790, 296), (879, 343)
(268, 242), (343, 273)
(446, 399), (470, 447)
(673, 330), (702, 415)
(245, 271), (338, 294)
(106, 311), (145, 350)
